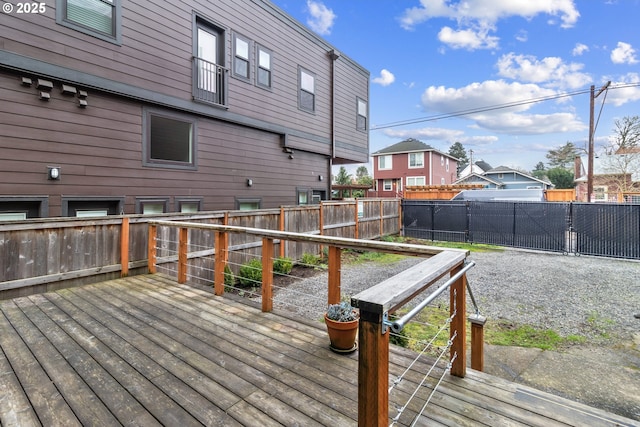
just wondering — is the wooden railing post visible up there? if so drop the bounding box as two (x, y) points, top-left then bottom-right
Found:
(147, 224), (157, 274)
(354, 199), (359, 240)
(262, 238), (274, 312)
(178, 227), (188, 284)
(358, 305), (388, 427)
(469, 314), (486, 371)
(279, 206), (286, 258)
(120, 216), (130, 277)
(327, 245), (341, 305)
(213, 231), (226, 296)
(450, 264), (467, 377)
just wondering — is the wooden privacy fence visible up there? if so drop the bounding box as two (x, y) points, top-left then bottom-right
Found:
(0, 199), (400, 299)
(147, 219), (481, 426)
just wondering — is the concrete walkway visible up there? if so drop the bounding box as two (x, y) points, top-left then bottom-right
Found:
(481, 333), (640, 422)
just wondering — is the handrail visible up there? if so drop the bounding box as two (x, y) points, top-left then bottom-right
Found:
(388, 260), (475, 333)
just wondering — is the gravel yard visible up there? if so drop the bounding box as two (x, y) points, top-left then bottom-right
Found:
(271, 248), (640, 345)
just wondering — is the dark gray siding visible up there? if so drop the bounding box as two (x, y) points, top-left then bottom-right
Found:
(0, 71), (330, 216)
(0, 0), (368, 162)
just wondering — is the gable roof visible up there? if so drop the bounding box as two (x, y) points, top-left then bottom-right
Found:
(575, 155), (640, 182)
(455, 173), (503, 187)
(484, 166), (552, 186)
(372, 138), (433, 155)
(474, 160), (493, 172)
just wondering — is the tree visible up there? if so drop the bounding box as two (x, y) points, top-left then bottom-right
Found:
(531, 161), (547, 180)
(448, 142), (468, 175)
(600, 116), (640, 194)
(355, 166), (369, 180)
(334, 166), (353, 198)
(546, 167), (575, 189)
(546, 142), (578, 169)
(335, 166), (352, 185)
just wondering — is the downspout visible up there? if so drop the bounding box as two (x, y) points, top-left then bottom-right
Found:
(328, 50), (340, 193)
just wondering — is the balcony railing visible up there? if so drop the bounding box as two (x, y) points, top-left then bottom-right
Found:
(192, 57), (228, 106)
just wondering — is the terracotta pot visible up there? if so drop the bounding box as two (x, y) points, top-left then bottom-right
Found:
(324, 313), (359, 352)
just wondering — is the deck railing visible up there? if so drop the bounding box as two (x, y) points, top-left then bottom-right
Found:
(148, 220), (484, 426)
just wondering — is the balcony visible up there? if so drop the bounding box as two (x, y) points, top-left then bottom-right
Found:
(192, 57), (228, 107)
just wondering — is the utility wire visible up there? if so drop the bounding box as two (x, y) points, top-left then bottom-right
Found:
(371, 82), (640, 131)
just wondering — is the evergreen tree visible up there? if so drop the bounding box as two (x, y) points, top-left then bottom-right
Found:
(531, 161), (547, 180)
(546, 167), (575, 189)
(546, 142), (578, 169)
(448, 142), (468, 175)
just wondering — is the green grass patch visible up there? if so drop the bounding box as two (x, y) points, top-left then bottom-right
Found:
(380, 235), (502, 253)
(392, 305), (584, 352)
(353, 251), (406, 264)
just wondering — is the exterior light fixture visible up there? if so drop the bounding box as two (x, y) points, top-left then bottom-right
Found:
(48, 166), (61, 180)
(246, 178), (253, 187)
(319, 175), (324, 181)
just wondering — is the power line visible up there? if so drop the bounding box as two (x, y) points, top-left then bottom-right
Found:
(371, 82), (640, 131)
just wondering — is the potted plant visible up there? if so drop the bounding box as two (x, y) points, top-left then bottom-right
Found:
(324, 300), (359, 353)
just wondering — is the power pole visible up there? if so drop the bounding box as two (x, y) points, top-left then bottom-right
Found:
(587, 81), (611, 202)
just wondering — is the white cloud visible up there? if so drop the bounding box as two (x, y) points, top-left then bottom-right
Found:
(399, 0), (580, 29)
(399, 0), (579, 50)
(372, 69), (396, 86)
(383, 127), (465, 141)
(602, 73), (640, 106)
(515, 30), (528, 42)
(420, 80), (586, 135)
(305, 0), (335, 35)
(572, 43), (589, 56)
(610, 41), (639, 65)
(496, 53), (591, 89)
(438, 25), (499, 50)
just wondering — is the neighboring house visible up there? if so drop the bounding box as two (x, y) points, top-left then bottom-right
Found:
(457, 160), (493, 179)
(0, 0), (369, 218)
(455, 166), (553, 190)
(372, 139), (458, 197)
(574, 155), (640, 202)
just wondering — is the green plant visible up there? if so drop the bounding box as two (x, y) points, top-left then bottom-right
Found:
(301, 252), (321, 266)
(326, 301), (358, 322)
(238, 258), (262, 287)
(273, 256), (293, 275)
(223, 264), (235, 287)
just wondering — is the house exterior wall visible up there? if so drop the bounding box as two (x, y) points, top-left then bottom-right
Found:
(373, 151), (458, 197)
(0, 0), (368, 217)
(484, 172), (549, 190)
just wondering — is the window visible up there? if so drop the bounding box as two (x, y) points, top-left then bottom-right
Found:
(0, 197), (48, 218)
(593, 186), (608, 201)
(257, 45), (272, 89)
(136, 198), (169, 214)
(193, 20), (226, 105)
(357, 98), (367, 131)
(446, 158), (450, 172)
(299, 68), (315, 112)
(177, 198), (202, 213)
(409, 152), (424, 168)
(144, 109), (196, 169)
(441, 177), (446, 185)
(56, 0), (121, 44)
(440, 155), (444, 166)
(383, 180), (392, 191)
(233, 34), (250, 80)
(298, 190), (309, 205)
(62, 197), (123, 217)
(378, 155), (392, 170)
(407, 176), (426, 186)
(236, 198), (261, 210)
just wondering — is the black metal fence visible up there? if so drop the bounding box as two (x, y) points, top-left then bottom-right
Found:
(402, 200), (640, 260)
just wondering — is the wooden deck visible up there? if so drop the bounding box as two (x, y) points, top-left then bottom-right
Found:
(0, 274), (636, 427)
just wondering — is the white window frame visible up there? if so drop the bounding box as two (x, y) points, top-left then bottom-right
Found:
(378, 155), (392, 170)
(383, 180), (392, 191)
(446, 158), (450, 172)
(409, 152), (424, 168)
(406, 176), (426, 186)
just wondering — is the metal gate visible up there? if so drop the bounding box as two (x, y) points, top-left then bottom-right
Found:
(402, 200), (640, 259)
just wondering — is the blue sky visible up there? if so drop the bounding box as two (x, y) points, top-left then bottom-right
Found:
(271, 0), (640, 174)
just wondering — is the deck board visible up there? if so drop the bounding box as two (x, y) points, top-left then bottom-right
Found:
(0, 274), (637, 427)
